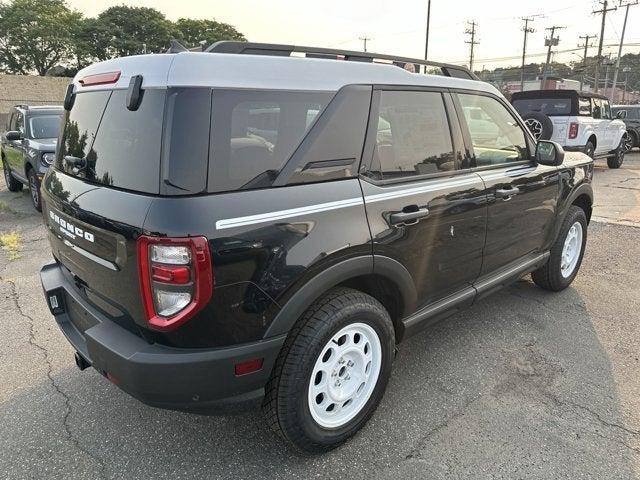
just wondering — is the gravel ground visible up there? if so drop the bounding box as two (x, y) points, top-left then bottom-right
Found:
(0, 154), (639, 479)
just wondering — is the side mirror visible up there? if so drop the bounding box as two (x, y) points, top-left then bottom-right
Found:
(616, 109), (627, 119)
(536, 140), (565, 166)
(5, 130), (22, 141)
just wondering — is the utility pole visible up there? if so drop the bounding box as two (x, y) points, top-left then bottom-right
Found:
(593, 0), (617, 92)
(424, 0), (432, 61)
(611, 0), (638, 101)
(359, 36), (370, 52)
(578, 34), (597, 90)
(520, 16), (538, 92)
(464, 21), (479, 72)
(541, 26), (564, 89)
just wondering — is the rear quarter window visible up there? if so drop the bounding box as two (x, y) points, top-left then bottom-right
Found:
(208, 89), (331, 192)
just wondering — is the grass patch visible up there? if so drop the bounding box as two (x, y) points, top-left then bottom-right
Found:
(0, 201), (17, 214)
(0, 231), (21, 260)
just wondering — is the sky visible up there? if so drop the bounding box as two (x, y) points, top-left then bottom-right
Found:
(65, 0), (640, 69)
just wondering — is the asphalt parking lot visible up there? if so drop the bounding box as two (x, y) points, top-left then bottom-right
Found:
(1, 155), (639, 479)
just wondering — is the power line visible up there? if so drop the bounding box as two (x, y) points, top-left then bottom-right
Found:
(464, 21), (479, 71)
(541, 26), (565, 88)
(611, 0), (638, 100)
(593, 0), (617, 92)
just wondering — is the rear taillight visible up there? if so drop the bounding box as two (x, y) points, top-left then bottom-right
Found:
(137, 236), (213, 331)
(569, 122), (579, 139)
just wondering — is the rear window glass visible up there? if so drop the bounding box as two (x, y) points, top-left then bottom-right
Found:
(29, 114), (62, 139)
(56, 89), (166, 194)
(208, 89), (331, 192)
(512, 98), (572, 116)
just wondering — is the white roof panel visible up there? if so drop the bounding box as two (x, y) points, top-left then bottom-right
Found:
(73, 52), (499, 96)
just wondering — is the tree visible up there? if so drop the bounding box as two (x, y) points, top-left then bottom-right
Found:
(173, 18), (245, 49)
(91, 6), (174, 58)
(0, 0), (81, 75)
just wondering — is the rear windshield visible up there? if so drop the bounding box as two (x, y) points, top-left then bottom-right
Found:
(28, 114), (62, 139)
(512, 98), (572, 116)
(56, 89), (165, 194)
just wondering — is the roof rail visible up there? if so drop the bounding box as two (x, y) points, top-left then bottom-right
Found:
(204, 41), (479, 81)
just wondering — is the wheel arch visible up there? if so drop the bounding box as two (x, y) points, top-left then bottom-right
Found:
(264, 255), (417, 342)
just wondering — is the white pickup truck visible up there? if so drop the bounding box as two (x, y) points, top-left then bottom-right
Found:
(511, 89), (628, 168)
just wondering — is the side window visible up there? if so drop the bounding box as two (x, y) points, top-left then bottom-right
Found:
(15, 112), (24, 134)
(371, 90), (455, 180)
(209, 89), (331, 192)
(602, 100), (611, 119)
(592, 98), (602, 119)
(458, 94), (529, 166)
(579, 97), (591, 116)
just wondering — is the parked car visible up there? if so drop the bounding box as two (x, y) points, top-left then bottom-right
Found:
(511, 89), (627, 169)
(612, 104), (640, 151)
(40, 42), (594, 453)
(1, 105), (64, 210)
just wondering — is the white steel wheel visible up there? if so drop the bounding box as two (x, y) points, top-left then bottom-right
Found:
(525, 118), (543, 140)
(561, 221), (583, 278)
(308, 322), (382, 429)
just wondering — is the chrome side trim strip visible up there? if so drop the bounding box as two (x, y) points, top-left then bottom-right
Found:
(215, 175), (482, 230)
(215, 197), (364, 230)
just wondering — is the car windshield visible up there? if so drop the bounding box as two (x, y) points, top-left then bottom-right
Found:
(29, 114), (62, 139)
(512, 98), (572, 116)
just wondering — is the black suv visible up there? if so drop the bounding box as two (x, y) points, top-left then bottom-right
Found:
(612, 104), (640, 151)
(39, 42), (594, 453)
(1, 105), (64, 210)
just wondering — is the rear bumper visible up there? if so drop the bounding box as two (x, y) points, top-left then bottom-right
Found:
(40, 261), (285, 412)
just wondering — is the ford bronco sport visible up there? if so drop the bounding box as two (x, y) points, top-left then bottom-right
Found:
(40, 41), (594, 453)
(511, 89), (627, 169)
(1, 105), (64, 211)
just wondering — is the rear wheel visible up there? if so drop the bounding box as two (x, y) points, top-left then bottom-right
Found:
(263, 288), (395, 453)
(27, 168), (42, 211)
(532, 206), (587, 291)
(607, 137), (625, 169)
(584, 140), (595, 159)
(2, 159), (23, 192)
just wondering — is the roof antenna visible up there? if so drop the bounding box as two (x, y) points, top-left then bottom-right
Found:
(166, 39), (188, 54)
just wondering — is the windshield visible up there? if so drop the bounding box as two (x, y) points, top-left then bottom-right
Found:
(512, 98), (572, 116)
(29, 114), (62, 139)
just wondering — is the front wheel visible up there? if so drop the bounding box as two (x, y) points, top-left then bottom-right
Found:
(532, 206), (587, 291)
(27, 168), (42, 211)
(263, 288), (395, 453)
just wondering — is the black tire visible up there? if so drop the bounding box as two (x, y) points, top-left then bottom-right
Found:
(584, 140), (595, 159)
(607, 137), (625, 169)
(532, 206), (587, 291)
(522, 112), (554, 140)
(2, 158), (23, 192)
(263, 287), (395, 454)
(624, 131), (636, 152)
(27, 168), (42, 211)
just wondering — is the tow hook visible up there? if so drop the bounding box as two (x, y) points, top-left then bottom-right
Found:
(74, 352), (90, 371)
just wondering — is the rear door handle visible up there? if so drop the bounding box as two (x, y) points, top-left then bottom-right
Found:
(390, 207), (430, 226)
(495, 187), (520, 199)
